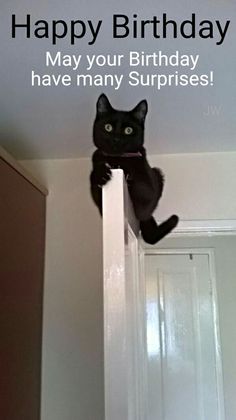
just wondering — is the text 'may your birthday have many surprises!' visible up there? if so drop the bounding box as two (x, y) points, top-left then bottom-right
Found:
(31, 50), (214, 90)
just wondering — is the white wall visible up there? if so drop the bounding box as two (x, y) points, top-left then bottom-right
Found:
(149, 151), (236, 221)
(21, 151), (236, 420)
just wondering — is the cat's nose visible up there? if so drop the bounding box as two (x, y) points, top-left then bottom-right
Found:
(113, 137), (120, 143)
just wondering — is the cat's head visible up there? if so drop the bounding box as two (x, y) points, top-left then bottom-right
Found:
(93, 94), (148, 155)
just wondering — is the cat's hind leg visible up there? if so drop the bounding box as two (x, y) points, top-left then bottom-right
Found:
(140, 215), (179, 244)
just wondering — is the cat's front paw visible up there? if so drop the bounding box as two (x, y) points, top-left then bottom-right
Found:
(93, 163), (112, 187)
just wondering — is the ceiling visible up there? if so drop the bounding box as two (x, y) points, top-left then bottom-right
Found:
(0, 0), (235, 159)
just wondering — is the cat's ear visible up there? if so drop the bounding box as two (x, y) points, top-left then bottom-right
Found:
(96, 94), (112, 115)
(132, 100), (148, 122)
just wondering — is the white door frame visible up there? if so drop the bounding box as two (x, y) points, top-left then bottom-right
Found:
(143, 218), (235, 420)
(170, 219), (236, 236)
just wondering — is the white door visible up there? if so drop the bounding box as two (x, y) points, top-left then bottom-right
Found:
(145, 252), (225, 420)
(103, 169), (147, 420)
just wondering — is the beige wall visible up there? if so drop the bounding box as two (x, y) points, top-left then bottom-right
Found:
(22, 158), (104, 420)
(149, 152), (236, 221)
(22, 151), (236, 420)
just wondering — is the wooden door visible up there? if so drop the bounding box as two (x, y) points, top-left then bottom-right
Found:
(0, 157), (46, 420)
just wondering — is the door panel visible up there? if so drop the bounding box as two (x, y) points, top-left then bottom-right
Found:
(103, 170), (146, 420)
(0, 157), (46, 420)
(145, 253), (223, 420)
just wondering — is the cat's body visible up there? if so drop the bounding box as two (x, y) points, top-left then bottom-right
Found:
(91, 147), (164, 221)
(90, 94), (178, 244)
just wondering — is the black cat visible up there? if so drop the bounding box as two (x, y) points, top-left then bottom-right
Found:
(90, 93), (179, 244)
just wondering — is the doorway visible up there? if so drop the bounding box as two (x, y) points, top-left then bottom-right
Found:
(102, 172), (236, 420)
(144, 249), (224, 420)
(144, 233), (236, 420)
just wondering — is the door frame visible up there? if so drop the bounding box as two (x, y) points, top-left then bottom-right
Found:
(142, 218), (236, 420)
(144, 222), (230, 420)
(170, 219), (236, 236)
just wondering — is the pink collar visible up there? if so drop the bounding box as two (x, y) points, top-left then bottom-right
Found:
(102, 151), (142, 158)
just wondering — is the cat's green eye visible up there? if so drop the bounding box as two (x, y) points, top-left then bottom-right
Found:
(105, 123), (113, 132)
(124, 126), (133, 135)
